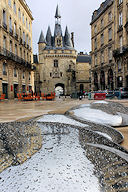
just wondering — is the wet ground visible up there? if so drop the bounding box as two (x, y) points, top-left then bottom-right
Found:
(0, 123), (101, 192)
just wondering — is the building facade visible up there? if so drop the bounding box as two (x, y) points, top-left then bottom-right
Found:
(35, 6), (91, 96)
(76, 52), (91, 92)
(36, 6), (77, 95)
(0, 0), (34, 99)
(91, 0), (128, 91)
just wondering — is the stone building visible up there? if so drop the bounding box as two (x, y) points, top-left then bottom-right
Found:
(0, 0), (34, 99)
(91, 0), (128, 91)
(36, 6), (77, 95)
(36, 6), (91, 95)
(76, 52), (91, 92)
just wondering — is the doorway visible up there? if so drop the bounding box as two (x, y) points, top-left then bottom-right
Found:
(2, 83), (8, 99)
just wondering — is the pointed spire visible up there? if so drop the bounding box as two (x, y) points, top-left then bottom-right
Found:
(55, 5), (61, 19)
(46, 26), (52, 46)
(64, 26), (73, 48)
(38, 30), (45, 44)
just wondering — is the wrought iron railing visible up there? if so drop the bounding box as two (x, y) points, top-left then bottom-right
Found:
(0, 46), (32, 69)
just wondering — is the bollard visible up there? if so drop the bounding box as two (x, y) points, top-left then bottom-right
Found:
(88, 92), (91, 100)
(118, 91), (121, 100)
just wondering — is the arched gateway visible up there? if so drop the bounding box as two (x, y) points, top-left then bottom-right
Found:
(55, 83), (65, 96)
(37, 6), (77, 96)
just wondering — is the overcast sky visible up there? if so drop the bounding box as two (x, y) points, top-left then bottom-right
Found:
(26, 0), (103, 54)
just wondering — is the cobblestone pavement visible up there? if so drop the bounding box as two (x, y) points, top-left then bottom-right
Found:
(0, 97), (128, 150)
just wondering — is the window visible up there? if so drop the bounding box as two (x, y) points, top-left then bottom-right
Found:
(20, 48), (22, 58)
(18, 8), (21, 19)
(94, 55), (97, 66)
(24, 50), (25, 60)
(54, 60), (58, 67)
(60, 72), (63, 77)
(23, 31), (25, 43)
(94, 38), (97, 49)
(14, 22), (16, 35)
(13, 2), (16, 14)
(101, 33), (104, 45)
(30, 55), (31, 63)
(14, 68), (17, 77)
(3, 36), (6, 49)
(10, 40), (12, 52)
(19, 27), (21, 38)
(119, 0), (123, 4)
(26, 18), (28, 29)
(119, 12), (123, 26)
(29, 72), (31, 80)
(26, 34), (28, 45)
(29, 38), (31, 48)
(29, 22), (30, 31)
(101, 51), (104, 64)
(94, 25), (97, 33)
(27, 52), (29, 61)
(8, 0), (11, 7)
(3, 63), (7, 75)
(15, 44), (17, 55)
(108, 12), (112, 22)
(108, 28), (112, 41)
(118, 60), (122, 72)
(23, 71), (25, 79)
(108, 47), (112, 60)
(101, 19), (104, 28)
(119, 36), (123, 52)
(9, 17), (12, 31)
(3, 10), (6, 24)
(50, 73), (52, 77)
(22, 14), (24, 24)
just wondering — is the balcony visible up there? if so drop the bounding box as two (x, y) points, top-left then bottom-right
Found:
(0, 46), (32, 69)
(20, 38), (22, 45)
(9, 28), (13, 36)
(3, 22), (7, 30)
(124, 21), (128, 33)
(14, 34), (18, 40)
(117, 25), (123, 33)
(23, 41), (26, 47)
(113, 46), (128, 58)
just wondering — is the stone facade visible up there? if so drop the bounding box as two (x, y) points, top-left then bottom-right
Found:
(35, 6), (91, 95)
(35, 6), (77, 96)
(76, 52), (91, 92)
(91, 0), (128, 91)
(0, 0), (34, 99)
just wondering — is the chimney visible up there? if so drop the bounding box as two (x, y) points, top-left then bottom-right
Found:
(71, 32), (74, 48)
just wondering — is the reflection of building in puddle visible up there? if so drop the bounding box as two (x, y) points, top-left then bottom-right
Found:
(38, 123), (70, 145)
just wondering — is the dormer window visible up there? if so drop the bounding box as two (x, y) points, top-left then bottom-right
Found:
(57, 39), (61, 46)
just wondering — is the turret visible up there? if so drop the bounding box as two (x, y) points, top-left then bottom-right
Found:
(64, 26), (73, 48)
(38, 30), (46, 53)
(46, 26), (52, 47)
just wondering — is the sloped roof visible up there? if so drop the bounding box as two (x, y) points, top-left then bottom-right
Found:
(77, 55), (91, 63)
(38, 31), (45, 44)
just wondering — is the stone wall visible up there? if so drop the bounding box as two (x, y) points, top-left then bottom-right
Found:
(0, 120), (42, 173)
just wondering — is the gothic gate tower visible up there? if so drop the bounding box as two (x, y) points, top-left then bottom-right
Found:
(37, 5), (77, 95)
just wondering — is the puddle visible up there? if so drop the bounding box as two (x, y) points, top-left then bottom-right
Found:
(0, 124), (101, 192)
